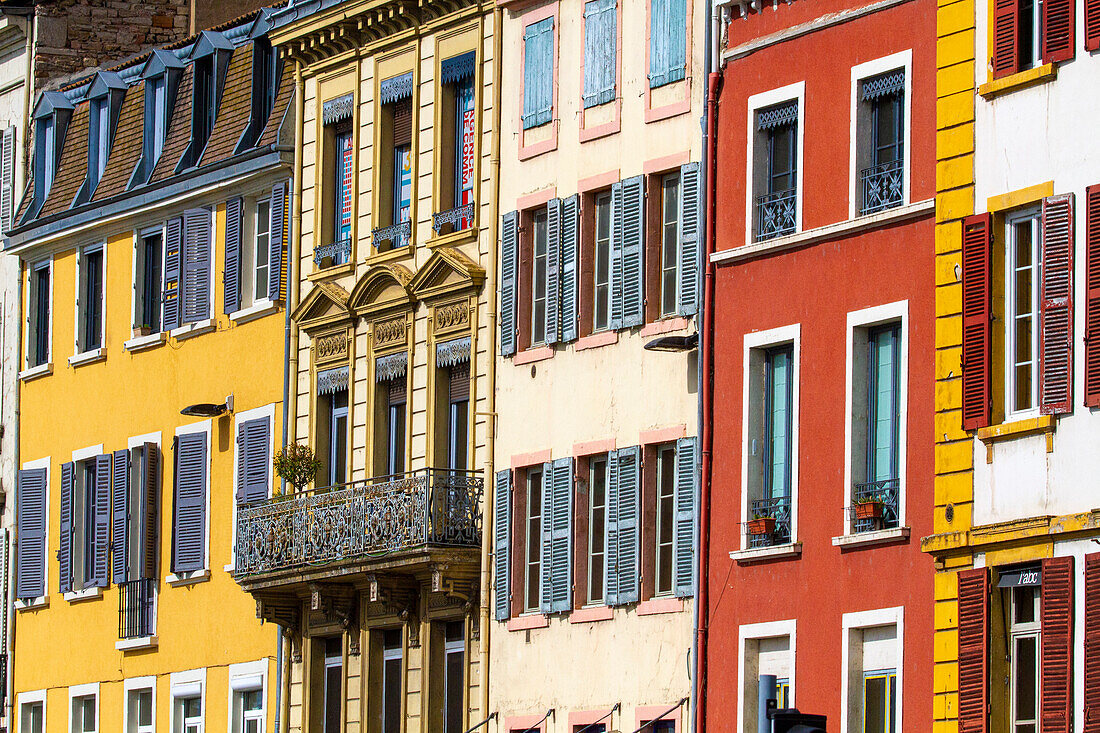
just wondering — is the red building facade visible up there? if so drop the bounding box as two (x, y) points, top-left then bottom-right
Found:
(702, 1), (936, 731)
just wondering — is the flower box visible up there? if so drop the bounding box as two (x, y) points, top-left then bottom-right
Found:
(854, 501), (884, 520)
(746, 517), (776, 536)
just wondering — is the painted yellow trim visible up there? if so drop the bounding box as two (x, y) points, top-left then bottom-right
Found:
(975, 414), (1055, 461)
(985, 544), (1052, 566)
(986, 181), (1054, 213)
(977, 63), (1057, 99)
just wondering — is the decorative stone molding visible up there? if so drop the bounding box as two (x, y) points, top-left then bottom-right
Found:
(374, 317), (408, 347)
(434, 301), (470, 333)
(314, 331), (349, 365)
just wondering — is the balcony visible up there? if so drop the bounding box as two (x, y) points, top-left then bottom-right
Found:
(860, 159), (904, 215)
(755, 188), (797, 241)
(118, 578), (156, 639)
(745, 495), (792, 548)
(372, 220), (411, 250)
(848, 478), (900, 533)
(313, 238), (352, 268)
(432, 203), (475, 236)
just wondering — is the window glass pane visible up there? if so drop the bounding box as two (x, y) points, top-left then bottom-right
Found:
(335, 131), (353, 242)
(526, 468), (543, 610)
(449, 396), (468, 471)
(255, 200), (270, 301)
(769, 126), (796, 193)
(330, 390), (348, 486)
(868, 325), (900, 482)
(1014, 635), (1038, 724)
(388, 401), (406, 475)
(140, 233), (163, 331)
(382, 629), (402, 733)
(765, 346), (793, 498)
(444, 620), (464, 733)
(661, 174), (680, 317)
(594, 194), (612, 331)
(1013, 585), (1037, 624)
(393, 144), (412, 225)
(873, 95), (903, 166)
(656, 446), (676, 595)
(454, 78), (476, 211)
(137, 689), (152, 726)
(864, 676), (887, 733)
(588, 456), (607, 603)
(1009, 215), (1039, 414)
(532, 211), (549, 344)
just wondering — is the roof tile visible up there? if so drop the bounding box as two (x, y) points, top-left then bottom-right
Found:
(258, 68), (293, 149)
(93, 84), (144, 202)
(39, 106), (89, 218)
(199, 46), (252, 167)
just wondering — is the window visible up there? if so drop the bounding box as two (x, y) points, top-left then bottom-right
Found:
(429, 620), (465, 733)
(850, 319), (902, 533)
(318, 91), (354, 266)
(76, 244), (104, 353)
(327, 389), (348, 487)
(391, 110), (412, 227)
(655, 444), (676, 596)
(232, 690), (263, 733)
(990, 0), (1074, 78)
(587, 455), (608, 604)
(522, 17), (554, 129)
(236, 414), (272, 505)
(1008, 584), (1040, 733)
(857, 69), (905, 215)
(1017, 0), (1042, 71)
(148, 75), (167, 166)
(863, 671), (897, 733)
(739, 627), (794, 733)
(28, 259), (50, 367)
(121, 442), (159, 587)
(126, 688), (154, 733)
(178, 697), (202, 733)
(437, 52), (476, 232)
(659, 173), (680, 317)
(88, 96), (110, 190)
(1006, 209), (1041, 416)
(756, 345), (794, 545)
(21, 700), (44, 733)
(531, 209), (549, 345)
(171, 428), (209, 575)
(381, 629), (403, 733)
(239, 198), (272, 306)
(322, 637), (342, 733)
(447, 363), (469, 471)
(643, 720), (675, 733)
(648, 0), (687, 88)
(38, 115), (56, 199)
(375, 73), (414, 251)
(593, 192), (612, 332)
(333, 126), (353, 252)
(135, 229), (163, 334)
(387, 378), (406, 476)
(583, 0), (616, 107)
(192, 56), (217, 158)
(777, 678), (791, 708)
(60, 455), (108, 592)
(524, 466), (543, 612)
(71, 693), (96, 733)
(576, 726), (606, 733)
(754, 102), (798, 241)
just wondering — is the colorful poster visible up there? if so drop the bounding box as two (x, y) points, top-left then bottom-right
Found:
(457, 79), (476, 228)
(337, 132), (353, 243)
(396, 145), (412, 228)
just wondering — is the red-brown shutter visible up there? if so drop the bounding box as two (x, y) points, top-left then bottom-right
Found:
(992, 0), (1020, 78)
(1084, 553), (1100, 732)
(1043, 0), (1076, 63)
(1087, 0), (1100, 51)
(1085, 186), (1100, 406)
(1040, 194), (1075, 414)
(962, 214), (993, 430)
(1041, 556), (1074, 733)
(958, 567), (990, 733)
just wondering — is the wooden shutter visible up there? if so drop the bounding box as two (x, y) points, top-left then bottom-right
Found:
(182, 207), (212, 323)
(269, 180), (287, 302)
(163, 216), (183, 331)
(1040, 194), (1075, 414)
(610, 446), (640, 605)
(560, 194), (579, 343)
(546, 198), (562, 345)
(1043, 0), (1076, 63)
(141, 443), (159, 580)
(58, 461), (74, 593)
(620, 175), (645, 328)
(493, 469), (512, 621)
(224, 196), (242, 315)
(237, 416), (271, 505)
(958, 567), (990, 733)
(172, 433), (207, 573)
(111, 448), (130, 585)
(673, 436), (697, 598)
(606, 451), (621, 606)
(1041, 556), (1074, 733)
(1085, 186), (1100, 406)
(649, 0), (669, 87)
(678, 162), (701, 317)
(1087, 0), (1100, 51)
(0, 126), (14, 235)
(15, 468), (47, 600)
(992, 0), (1020, 78)
(667, 0), (687, 84)
(522, 18), (554, 129)
(961, 213), (993, 430)
(1084, 552), (1100, 732)
(92, 453), (111, 587)
(583, 0), (617, 107)
(540, 458), (573, 614)
(500, 211), (518, 357)
(610, 180), (625, 330)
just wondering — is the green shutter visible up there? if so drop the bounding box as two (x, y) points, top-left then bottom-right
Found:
(677, 162), (701, 316)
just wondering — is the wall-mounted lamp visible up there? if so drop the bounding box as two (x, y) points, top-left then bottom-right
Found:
(180, 394), (234, 417)
(643, 333), (699, 352)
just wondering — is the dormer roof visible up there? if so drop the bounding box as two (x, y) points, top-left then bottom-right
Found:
(188, 30), (234, 60)
(87, 71), (126, 99)
(140, 49), (185, 79)
(32, 91), (73, 119)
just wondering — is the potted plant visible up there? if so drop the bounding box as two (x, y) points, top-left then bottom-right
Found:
(853, 494), (885, 520)
(746, 508), (776, 536)
(273, 443), (323, 495)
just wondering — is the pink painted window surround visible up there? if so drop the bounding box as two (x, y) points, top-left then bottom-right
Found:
(518, 3), (559, 160)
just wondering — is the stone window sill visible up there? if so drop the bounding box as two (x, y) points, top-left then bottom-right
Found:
(229, 299), (279, 325)
(636, 597), (685, 616)
(171, 319), (215, 341)
(68, 348), (106, 367)
(506, 613), (549, 632)
(15, 596), (48, 611)
(832, 526), (910, 549)
(166, 569), (210, 587)
(514, 346), (554, 366)
(640, 317), (691, 338)
(978, 63), (1056, 99)
(124, 332), (166, 352)
(63, 586), (103, 603)
(975, 414), (1055, 462)
(19, 362), (52, 381)
(309, 261), (354, 281)
(116, 635), (158, 651)
(569, 605), (614, 624)
(574, 330), (618, 351)
(730, 542), (802, 564)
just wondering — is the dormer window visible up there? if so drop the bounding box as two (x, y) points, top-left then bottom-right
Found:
(193, 55), (217, 155)
(88, 96), (109, 187)
(148, 75), (167, 164)
(26, 90), (73, 220)
(38, 117), (55, 199)
(133, 49), (183, 187)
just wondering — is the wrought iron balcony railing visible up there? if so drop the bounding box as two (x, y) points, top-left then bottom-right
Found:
(745, 495), (792, 548)
(755, 188), (797, 241)
(372, 220), (412, 250)
(860, 159), (904, 215)
(234, 469), (483, 577)
(849, 477), (900, 533)
(432, 203), (475, 235)
(313, 238), (352, 267)
(119, 578), (156, 639)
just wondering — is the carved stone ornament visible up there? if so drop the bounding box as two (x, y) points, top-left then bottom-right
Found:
(434, 302), (470, 332)
(315, 332), (349, 363)
(374, 317), (407, 347)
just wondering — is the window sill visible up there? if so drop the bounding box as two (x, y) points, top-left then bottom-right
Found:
(116, 635), (158, 651)
(640, 317), (691, 338)
(229, 299), (279, 324)
(171, 319), (215, 341)
(367, 244), (412, 267)
(832, 526), (910, 549)
(68, 348), (106, 367)
(308, 261), (354, 282)
(63, 586), (103, 603)
(975, 414), (1055, 462)
(124, 332), (166, 352)
(729, 542), (802, 564)
(569, 605), (614, 624)
(636, 596), (685, 616)
(506, 613), (549, 632)
(19, 363), (53, 382)
(428, 226), (478, 250)
(15, 596), (48, 611)
(514, 346), (555, 365)
(978, 63), (1057, 99)
(166, 569), (210, 587)
(574, 330), (618, 351)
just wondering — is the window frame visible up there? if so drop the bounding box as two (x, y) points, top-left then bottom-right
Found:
(1018, 0), (1043, 71)
(67, 683), (99, 733)
(169, 668), (206, 733)
(1004, 207), (1042, 420)
(132, 224), (165, 337)
(380, 629), (404, 733)
(523, 465), (544, 613)
(227, 660), (267, 733)
(530, 208), (550, 346)
(658, 172), (681, 319)
(66, 443), (104, 595)
(88, 95), (110, 190)
(840, 607), (904, 733)
(654, 443), (677, 597)
(592, 191), (613, 332)
(745, 83), (805, 246)
(587, 454), (609, 605)
(848, 52), (912, 220)
(737, 620), (797, 733)
(123, 676), (157, 733)
(1007, 584), (1041, 733)
(18, 689), (47, 733)
(25, 256), (53, 371)
(74, 242), (106, 357)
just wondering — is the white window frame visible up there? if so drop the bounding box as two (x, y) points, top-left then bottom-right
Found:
(226, 403), (277, 571)
(848, 50), (913, 220)
(129, 223), (167, 346)
(170, 208), (217, 338)
(745, 82), (805, 246)
(123, 676), (156, 733)
(167, 421), (212, 584)
(72, 241), (107, 361)
(118, 432), (162, 646)
(841, 302), (909, 538)
(739, 324), (801, 551)
(18, 688), (47, 733)
(68, 682), (100, 733)
(170, 668), (206, 733)
(228, 659), (268, 733)
(14, 456), (50, 610)
(66, 443), (105, 600)
(22, 256), (53, 376)
(737, 619), (796, 733)
(1005, 207), (1042, 420)
(840, 606), (904, 733)
(1008, 581), (1041, 733)
(252, 196), (272, 306)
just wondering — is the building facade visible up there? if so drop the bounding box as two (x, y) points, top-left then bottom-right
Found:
(6, 11), (293, 733)
(702, 1), (936, 731)
(489, 0), (704, 730)
(924, 0), (1100, 731)
(231, 2), (498, 732)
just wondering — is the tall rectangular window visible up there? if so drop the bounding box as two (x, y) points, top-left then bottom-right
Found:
(587, 455), (608, 604)
(447, 363), (469, 471)
(127, 688), (154, 733)
(382, 630), (403, 733)
(754, 102), (798, 241)
(858, 69), (905, 215)
(136, 230), (162, 333)
(77, 244), (104, 353)
(863, 671), (897, 733)
(334, 128), (353, 247)
(1006, 210), (1041, 416)
(583, 0), (616, 107)
(89, 97), (110, 189)
(254, 199), (271, 302)
(443, 621), (464, 733)
(231, 690), (262, 733)
(192, 57), (216, 156)
(388, 379), (406, 476)
(452, 78), (475, 212)
(438, 52), (476, 233)
(655, 444), (676, 596)
(22, 701), (44, 733)
(390, 101), (413, 228)
(41, 116), (55, 198)
(524, 466), (543, 612)
(660, 173), (680, 317)
(71, 694), (96, 733)
(522, 17), (554, 129)
(323, 637), (342, 733)
(764, 345), (794, 500)
(593, 192), (612, 331)
(867, 324), (901, 484)
(176, 696), (202, 733)
(29, 259), (50, 367)
(531, 209), (549, 345)
(1008, 584), (1040, 733)
(329, 390), (348, 487)
(150, 76), (166, 164)
(1018, 0), (1042, 70)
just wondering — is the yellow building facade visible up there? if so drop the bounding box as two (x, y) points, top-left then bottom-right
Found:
(8, 12), (294, 733)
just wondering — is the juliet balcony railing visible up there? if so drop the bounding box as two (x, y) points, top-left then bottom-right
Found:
(372, 220), (412, 250)
(118, 578), (156, 639)
(234, 469), (483, 577)
(860, 159), (904, 215)
(755, 188), (797, 241)
(745, 495), (792, 549)
(848, 477), (900, 533)
(313, 238), (352, 268)
(432, 203), (475, 235)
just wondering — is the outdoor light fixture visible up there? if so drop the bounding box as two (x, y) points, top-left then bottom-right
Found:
(643, 333), (699, 352)
(180, 394), (234, 417)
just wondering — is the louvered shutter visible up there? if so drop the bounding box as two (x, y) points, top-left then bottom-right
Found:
(961, 214), (992, 430)
(610, 181), (625, 330)
(1085, 186), (1100, 406)
(500, 211), (518, 357)
(163, 216), (183, 331)
(92, 454), (111, 587)
(620, 176), (645, 327)
(0, 126), (14, 235)
(540, 458), (573, 614)
(1087, 0), (1100, 51)
(224, 196), (242, 315)
(182, 207), (212, 323)
(1040, 194), (1074, 414)
(583, 0), (617, 107)
(141, 443), (159, 580)
(1084, 553), (1100, 732)
(493, 470), (512, 621)
(992, 0), (1020, 78)
(560, 194), (579, 342)
(522, 19), (554, 129)
(237, 417), (271, 505)
(546, 198), (562, 345)
(605, 452), (621, 605)
(1043, 0), (1075, 63)
(111, 449), (130, 584)
(678, 162), (701, 316)
(172, 433), (207, 573)
(1040, 556), (1074, 733)
(667, 0), (687, 84)
(15, 468), (46, 600)
(958, 567), (990, 733)
(610, 446), (640, 605)
(673, 437), (697, 598)
(269, 181), (287, 302)
(58, 461), (74, 593)
(649, 0), (669, 87)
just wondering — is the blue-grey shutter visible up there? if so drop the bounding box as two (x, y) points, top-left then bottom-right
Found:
(674, 436), (697, 598)
(92, 453), (111, 587)
(172, 433), (207, 573)
(58, 462), (74, 593)
(620, 175), (645, 327)
(15, 468), (47, 600)
(224, 196), (242, 315)
(494, 469), (512, 621)
(611, 446), (640, 605)
(140, 443), (159, 580)
(163, 216), (182, 330)
(522, 18), (554, 129)
(678, 162), (701, 317)
(237, 416), (271, 504)
(269, 181), (287, 302)
(540, 457), (573, 614)
(1, 126), (14, 234)
(500, 211), (518, 357)
(182, 207), (212, 323)
(583, 0), (617, 108)
(545, 198), (562, 345)
(649, 0), (686, 88)
(610, 181), (625, 330)
(560, 194), (579, 342)
(667, 0), (687, 84)
(111, 449), (130, 584)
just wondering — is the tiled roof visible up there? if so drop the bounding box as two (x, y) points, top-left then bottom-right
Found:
(15, 166), (33, 225)
(258, 67), (293, 149)
(92, 83), (144, 202)
(150, 63), (194, 184)
(39, 105), (89, 218)
(199, 46), (252, 167)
